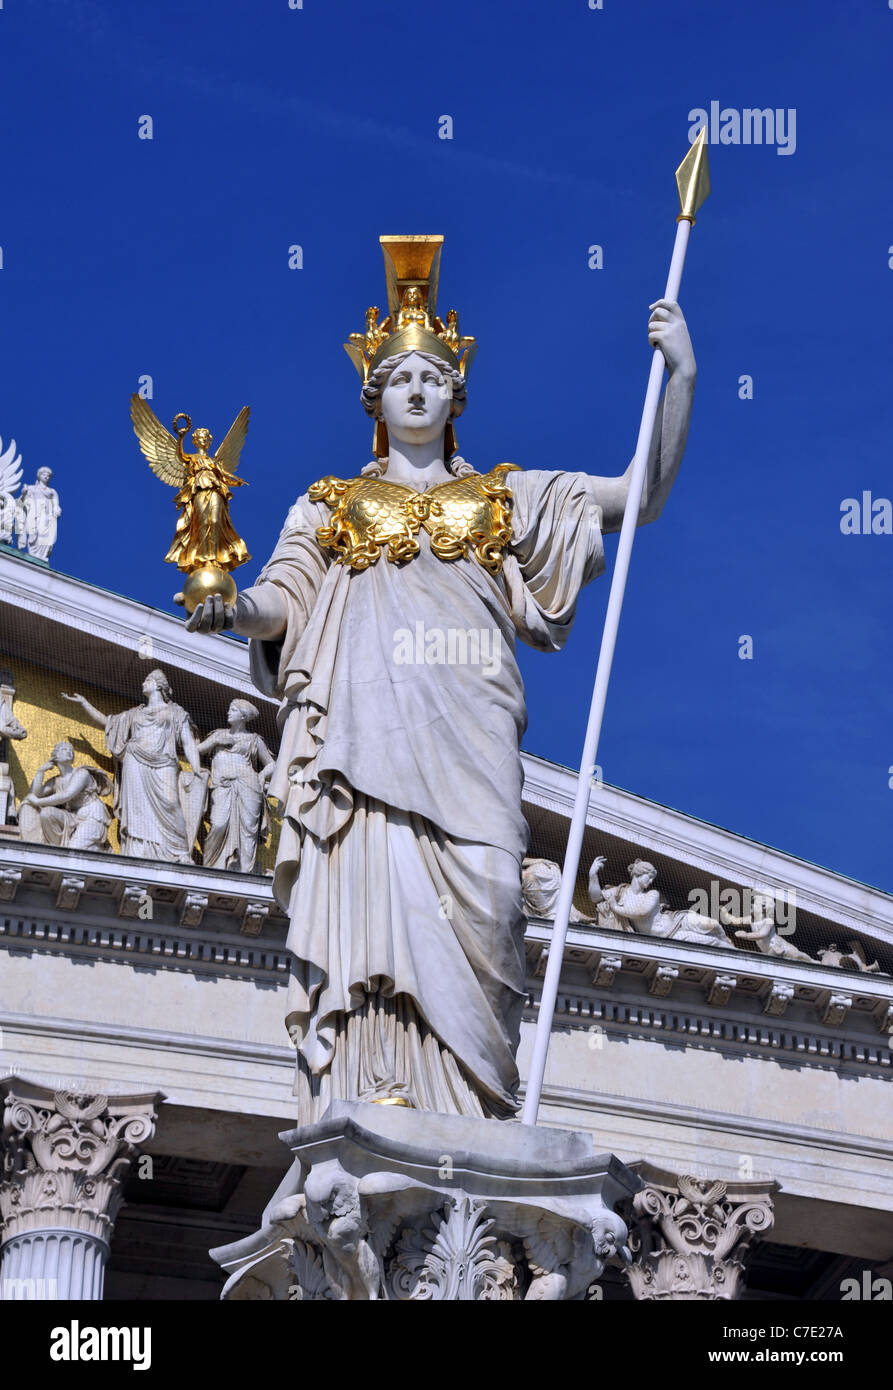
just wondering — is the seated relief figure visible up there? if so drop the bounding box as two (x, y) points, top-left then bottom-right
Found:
(18, 740), (111, 850)
(63, 670), (205, 863)
(521, 857), (595, 923)
(198, 698), (275, 873)
(179, 237), (697, 1120)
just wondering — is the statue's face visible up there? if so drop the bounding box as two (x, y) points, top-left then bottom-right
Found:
(380, 352), (451, 445)
(37, 468), (52, 484)
(227, 702), (244, 728)
(52, 741), (73, 763)
(193, 429), (212, 451)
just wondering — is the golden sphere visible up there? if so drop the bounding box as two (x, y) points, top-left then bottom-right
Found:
(181, 565), (237, 615)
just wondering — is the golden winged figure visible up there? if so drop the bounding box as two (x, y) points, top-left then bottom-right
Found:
(130, 395), (251, 613)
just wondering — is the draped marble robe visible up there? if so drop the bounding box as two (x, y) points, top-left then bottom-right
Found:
(250, 468), (604, 1122)
(104, 702), (193, 863)
(203, 732), (270, 872)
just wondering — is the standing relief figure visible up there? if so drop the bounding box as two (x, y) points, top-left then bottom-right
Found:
(198, 698), (275, 872)
(177, 236), (697, 1121)
(18, 740), (112, 850)
(62, 669), (206, 863)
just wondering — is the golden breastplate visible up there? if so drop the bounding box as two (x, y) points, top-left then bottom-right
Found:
(308, 464), (521, 575)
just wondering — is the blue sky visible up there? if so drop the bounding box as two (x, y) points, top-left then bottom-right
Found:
(1, 0), (892, 890)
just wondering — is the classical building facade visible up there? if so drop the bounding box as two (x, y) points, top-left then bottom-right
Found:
(0, 544), (890, 1300)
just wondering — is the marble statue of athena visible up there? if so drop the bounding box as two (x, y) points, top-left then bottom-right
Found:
(184, 237), (696, 1123)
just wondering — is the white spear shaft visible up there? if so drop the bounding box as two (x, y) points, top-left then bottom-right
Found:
(521, 132), (710, 1127)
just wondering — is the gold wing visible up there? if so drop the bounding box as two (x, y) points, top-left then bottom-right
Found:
(214, 405), (250, 475)
(130, 395), (187, 488)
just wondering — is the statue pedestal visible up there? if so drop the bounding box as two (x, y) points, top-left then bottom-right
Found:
(210, 1100), (640, 1301)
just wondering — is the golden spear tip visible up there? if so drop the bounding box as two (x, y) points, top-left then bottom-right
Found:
(675, 124), (711, 224)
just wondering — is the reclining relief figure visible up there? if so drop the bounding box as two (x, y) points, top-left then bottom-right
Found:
(588, 856), (729, 945)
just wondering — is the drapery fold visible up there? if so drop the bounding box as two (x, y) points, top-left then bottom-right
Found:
(249, 468), (604, 1118)
(105, 704), (192, 861)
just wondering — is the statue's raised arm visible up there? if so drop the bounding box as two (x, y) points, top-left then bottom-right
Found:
(590, 299), (696, 533)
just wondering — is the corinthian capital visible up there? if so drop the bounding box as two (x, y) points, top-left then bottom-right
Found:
(0, 1078), (161, 1246)
(625, 1164), (776, 1301)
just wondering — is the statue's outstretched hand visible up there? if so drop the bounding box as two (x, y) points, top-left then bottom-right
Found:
(647, 299), (695, 378)
(174, 591), (235, 633)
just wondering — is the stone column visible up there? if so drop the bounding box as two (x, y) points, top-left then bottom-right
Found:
(0, 1078), (160, 1300)
(625, 1164), (776, 1300)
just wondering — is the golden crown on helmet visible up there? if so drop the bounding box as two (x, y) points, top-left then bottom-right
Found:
(344, 235), (477, 385)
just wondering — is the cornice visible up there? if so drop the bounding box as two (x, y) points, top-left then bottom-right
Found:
(526, 917), (893, 1007)
(525, 917), (893, 1048)
(0, 914), (291, 980)
(540, 988), (892, 1075)
(0, 838), (287, 942)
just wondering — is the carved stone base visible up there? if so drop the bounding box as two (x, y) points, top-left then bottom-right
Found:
(210, 1101), (640, 1301)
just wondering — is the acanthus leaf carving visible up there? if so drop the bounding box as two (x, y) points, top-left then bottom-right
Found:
(386, 1197), (516, 1302)
(627, 1168), (775, 1301)
(0, 1082), (159, 1245)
